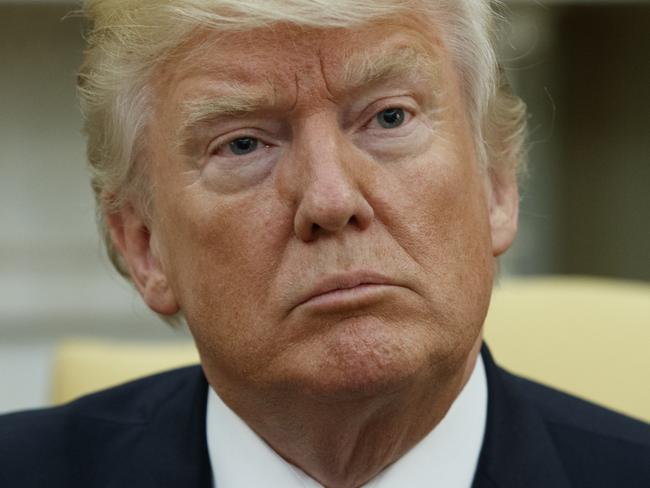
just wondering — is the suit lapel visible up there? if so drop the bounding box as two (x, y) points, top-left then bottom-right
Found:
(472, 346), (572, 488)
(130, 366), (213, 488)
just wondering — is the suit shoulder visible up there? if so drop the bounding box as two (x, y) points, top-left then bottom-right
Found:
(0, 364), (202, 431)
(504, 370), (650, 487)
(0, 365), (203, 487)
(503, 371), (650, 444)
(63, 364), (203, 422)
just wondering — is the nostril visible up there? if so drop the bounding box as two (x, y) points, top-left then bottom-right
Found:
(294, 189), (375, 242)
(308, 215), (362, 240)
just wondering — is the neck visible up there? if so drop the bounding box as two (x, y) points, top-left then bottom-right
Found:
(207, 344), (481, 488)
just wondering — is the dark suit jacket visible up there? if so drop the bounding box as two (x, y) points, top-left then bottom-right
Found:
(1, 346), (649, 487)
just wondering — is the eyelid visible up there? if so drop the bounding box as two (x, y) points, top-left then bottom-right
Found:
(207, 129), (274, 158)
(356, 96), (418, 130)
(364, 104), (416, 131)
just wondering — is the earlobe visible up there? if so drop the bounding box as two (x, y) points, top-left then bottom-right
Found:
(488, 168), (519, 257)
(105, 205), (180, 316)
(142, 271), (180, 316)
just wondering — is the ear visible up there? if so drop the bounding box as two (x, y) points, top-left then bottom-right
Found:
(105, 205), (180, 315)
(487, 167), (519, 257)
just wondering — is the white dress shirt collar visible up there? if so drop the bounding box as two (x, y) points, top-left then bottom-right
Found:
(206, 356), (488, 488)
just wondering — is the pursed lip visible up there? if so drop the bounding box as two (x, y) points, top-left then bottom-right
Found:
(293, 271), (403, 311)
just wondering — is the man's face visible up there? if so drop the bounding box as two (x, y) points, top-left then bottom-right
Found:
(119, 16), (517, 399)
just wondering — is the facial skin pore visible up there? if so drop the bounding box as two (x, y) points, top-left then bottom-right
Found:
(107, 15), (519, 488)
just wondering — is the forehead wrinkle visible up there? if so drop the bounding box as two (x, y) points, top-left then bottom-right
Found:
(317, 49), (337, 103)
(291, 72), (301, 112)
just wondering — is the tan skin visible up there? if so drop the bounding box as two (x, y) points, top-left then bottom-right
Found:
(107, 17), (518, 488)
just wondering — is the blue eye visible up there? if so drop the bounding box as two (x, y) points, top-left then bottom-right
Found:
(376, 108), (405, 129)
(228, 137), (259, 155)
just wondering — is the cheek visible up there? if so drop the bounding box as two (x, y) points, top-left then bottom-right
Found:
(374, 141), (494, 328)
(382, 146), (492, 259)
(156, 183), (292, 329)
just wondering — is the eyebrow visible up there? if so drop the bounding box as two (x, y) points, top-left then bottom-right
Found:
(175, 83), (273, 154)
(338, 45), (440, 93)
(176, 45), (439, 151)
(179, 83), (266, 126)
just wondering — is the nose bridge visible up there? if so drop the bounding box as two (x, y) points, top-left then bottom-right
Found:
(303, 123), (354, 204)
(290, 114), (374, 241)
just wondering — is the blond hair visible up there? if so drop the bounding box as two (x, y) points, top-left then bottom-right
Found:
(77, 0), (527, 281)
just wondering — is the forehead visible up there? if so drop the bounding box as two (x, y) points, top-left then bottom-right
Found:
(157, 16), (446, 104)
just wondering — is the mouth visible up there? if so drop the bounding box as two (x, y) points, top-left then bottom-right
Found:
(293, 271), (404, 312)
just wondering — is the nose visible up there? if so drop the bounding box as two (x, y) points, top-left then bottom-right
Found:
(285, 121), (375, 242)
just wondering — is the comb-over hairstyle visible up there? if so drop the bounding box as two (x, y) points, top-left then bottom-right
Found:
(77, 0), (526, 282)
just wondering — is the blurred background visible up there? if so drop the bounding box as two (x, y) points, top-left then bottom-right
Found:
(1, 0), (649, 414)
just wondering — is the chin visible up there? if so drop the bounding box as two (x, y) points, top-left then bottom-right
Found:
(293, 316), (441, 402)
